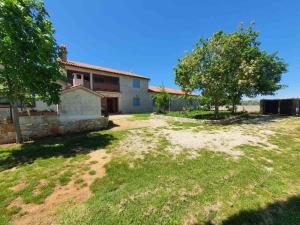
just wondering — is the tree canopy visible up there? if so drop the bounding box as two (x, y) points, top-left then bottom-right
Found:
(0, 0), (64, 142)
(174, 23), (287, 117)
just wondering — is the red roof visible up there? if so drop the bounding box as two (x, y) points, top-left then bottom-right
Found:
(148, 86), (198, 96)
(62, 60), (149, 80)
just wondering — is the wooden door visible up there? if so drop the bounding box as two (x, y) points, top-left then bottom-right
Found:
(107, 98), (118, 113)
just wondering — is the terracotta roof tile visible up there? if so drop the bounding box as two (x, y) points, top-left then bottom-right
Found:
(62, 60), (149, 80)
(148, 86), (198, 96)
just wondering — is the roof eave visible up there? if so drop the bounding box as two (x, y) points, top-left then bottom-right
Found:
(62, 61), (150, 80)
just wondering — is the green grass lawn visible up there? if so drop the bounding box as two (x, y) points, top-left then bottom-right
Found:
(0, 117), (300, 225)
(0, 130), (127, 224)
(130, 113), (152, 120)
(165, 110), (239, 120)
(59, 127), (300, 225)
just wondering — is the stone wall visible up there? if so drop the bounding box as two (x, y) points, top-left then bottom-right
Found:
(0, 108), (10, 121)
(169, 96), (199, 111)
(149, 94), (200, 112)
(152, 113), (249, 125)
(0, 121), (16, 144)
(0, 115), (109, 144)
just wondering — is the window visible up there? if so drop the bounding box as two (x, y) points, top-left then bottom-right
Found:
(133, 79), (140, 88)
(133, 97), (140, 106)
(94, 77), (105, 83)
(76, 74), (81, 79)
(84, 75), (90, 81)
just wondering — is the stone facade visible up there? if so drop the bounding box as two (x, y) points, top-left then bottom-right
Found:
(150, 94), (200, 112)
(63, 63), (153, 114)
(0, 115), (109, 144)
(168, 95), (199, 111)
(0, 120), (16, 144)
(119, 76), (153, 113)
(0, 86), (108, 144)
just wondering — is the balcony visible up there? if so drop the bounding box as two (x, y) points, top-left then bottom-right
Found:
(67, 70), (120, 93)
(92, 75), (120, 92)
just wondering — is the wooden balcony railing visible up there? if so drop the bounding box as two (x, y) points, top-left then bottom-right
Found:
(93, 83), (120, 92)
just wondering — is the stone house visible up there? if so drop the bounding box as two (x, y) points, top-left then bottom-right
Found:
(0, 46), (198, 119)
(148, 86), (199, 111)
(62, 59), (152, 114)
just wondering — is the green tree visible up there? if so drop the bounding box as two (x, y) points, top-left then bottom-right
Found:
(0, 0), (63, 143)
(175, 31), (229, 118)
(175, 23), (287, 117)
(222, 23), (287, 113)
(152, 87), (171, 113)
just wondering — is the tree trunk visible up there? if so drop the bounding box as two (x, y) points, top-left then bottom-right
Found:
(11, 102), (23, 144)
(231, 100), (236, 114)
(214, 101), (219, 119)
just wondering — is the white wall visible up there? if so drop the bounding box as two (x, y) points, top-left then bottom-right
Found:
(59, 88), (102, 118)
(119, 76), (152, 113)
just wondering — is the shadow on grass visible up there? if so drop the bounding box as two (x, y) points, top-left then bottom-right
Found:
(237, 114), (288, 125)
(207, 196), (300, 225)
(165, 110), (288, 125)
(0, 131), (116, 171)
(165, 111), (234, 120)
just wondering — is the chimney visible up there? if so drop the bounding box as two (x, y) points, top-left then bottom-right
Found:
(59, 45), (67, 62)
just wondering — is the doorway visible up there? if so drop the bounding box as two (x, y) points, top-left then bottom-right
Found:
(107, 97), (118, 114)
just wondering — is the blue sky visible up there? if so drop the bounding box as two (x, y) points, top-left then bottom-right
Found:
(45, 0), (300, 99)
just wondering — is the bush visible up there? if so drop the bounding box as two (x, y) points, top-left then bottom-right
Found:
(152, 88), (171, 113)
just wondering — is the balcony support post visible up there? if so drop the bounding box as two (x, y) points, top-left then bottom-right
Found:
(90, 73), (93, 90)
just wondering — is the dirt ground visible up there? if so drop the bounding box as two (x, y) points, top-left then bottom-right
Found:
(108, 114), (168, 131)
(109, 114), (282, 158)
(11, 150), (111, 225)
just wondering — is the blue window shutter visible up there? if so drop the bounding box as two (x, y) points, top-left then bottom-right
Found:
(133, 79), (140, 88)
(133, 97), (140, 106)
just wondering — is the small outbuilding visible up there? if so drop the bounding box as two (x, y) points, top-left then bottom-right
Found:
(260, 98), (300, 115)
(59, 85), (104, 119)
